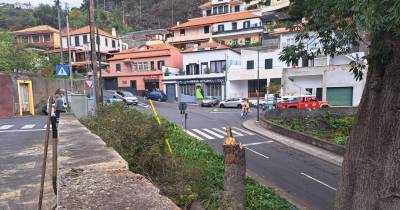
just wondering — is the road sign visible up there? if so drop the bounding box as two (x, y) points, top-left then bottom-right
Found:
(179, 102), (187, 113)
(55, 64), (69, 78)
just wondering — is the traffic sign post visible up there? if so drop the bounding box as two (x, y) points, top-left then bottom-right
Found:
(179, 102), (188, 129)
(55, 64), (70, 78)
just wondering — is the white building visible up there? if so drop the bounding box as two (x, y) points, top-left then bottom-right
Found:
(199, 0), (246, 17)
(163, 42), (241, 100)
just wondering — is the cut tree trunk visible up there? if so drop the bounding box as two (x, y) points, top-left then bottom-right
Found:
(335, 33), (400, 210)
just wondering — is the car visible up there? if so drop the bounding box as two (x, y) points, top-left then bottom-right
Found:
(201, 96), (220, 107)
(116, 90), (138, 105)
(249, 98), (268, 107)
(277, 95), (330, 109)
(147, 91), (168, 101)
(219, 98), (246, 108)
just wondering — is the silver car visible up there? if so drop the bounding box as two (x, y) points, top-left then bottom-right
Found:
(219, 98), (245, 108)
(116, 90), (138, 105)
(201, 96), (220, 107)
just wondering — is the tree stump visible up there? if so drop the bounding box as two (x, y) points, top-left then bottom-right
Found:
(222, 127), (246, 210)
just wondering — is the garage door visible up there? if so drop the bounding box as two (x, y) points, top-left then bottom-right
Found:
(327, 87), (353, 106)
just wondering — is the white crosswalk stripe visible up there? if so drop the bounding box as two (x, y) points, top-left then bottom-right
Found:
(212, 128), (227, 135)
(203, 128), (224, 139)
(222, 127), (244, 136)
(192, 129), (215, 140)
(0, 125), (14, 130)
(21, 124), (35, 129)
(44, 124), (48, 129)
(185, 130), (204, 141)
(232, 127), (255, 135)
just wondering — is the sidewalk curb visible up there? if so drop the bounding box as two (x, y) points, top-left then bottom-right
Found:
(242, 119), (343, 167)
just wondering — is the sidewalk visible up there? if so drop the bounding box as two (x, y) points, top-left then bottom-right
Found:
(243, 119), (343, 166)
(57, 114), (179, 210)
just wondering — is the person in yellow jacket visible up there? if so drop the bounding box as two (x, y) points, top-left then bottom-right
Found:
(241, 99), (250, 118)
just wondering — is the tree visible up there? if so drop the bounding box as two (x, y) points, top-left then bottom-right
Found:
(33, 4), (58, 28)
(267, 83), (280, 95)
(279, 1), (400, 209)
(68, 8), (88, 29)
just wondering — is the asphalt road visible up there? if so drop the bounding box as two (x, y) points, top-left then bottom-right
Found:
(0, 116), (54, 209)
(138, 100), (340, 210)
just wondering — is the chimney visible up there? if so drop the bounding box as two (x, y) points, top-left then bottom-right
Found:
(176, 21), (180, 26)
(112, 27), (117, 37)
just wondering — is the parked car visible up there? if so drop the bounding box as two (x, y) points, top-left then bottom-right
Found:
(147, 91), (168, 101)
(277, 95), (330, 109)
(201, 96), (220, 107)
(219, 98), (246, 108)
(116, 90), (138, 105)
(249, 98), (268, 107)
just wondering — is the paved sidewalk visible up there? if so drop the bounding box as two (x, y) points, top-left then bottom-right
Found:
(243, 119), (343, 166)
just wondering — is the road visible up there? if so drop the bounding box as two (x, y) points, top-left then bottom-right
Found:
(138, 100), (340, 210)
(0, 116), (54, 210)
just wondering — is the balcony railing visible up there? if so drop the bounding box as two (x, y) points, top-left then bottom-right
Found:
(212, 25), (263, 35)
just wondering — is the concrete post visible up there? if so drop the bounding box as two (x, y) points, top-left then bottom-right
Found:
(222, 127), (246, 210)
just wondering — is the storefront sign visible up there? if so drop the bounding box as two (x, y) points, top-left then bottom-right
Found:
(178, 78), (225, 85)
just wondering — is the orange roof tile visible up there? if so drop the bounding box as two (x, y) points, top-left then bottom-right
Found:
(108, 44), (175, 61)
(12, 25), (59, 35)
(170, 11), (259, 30)
(67, 26), (115, 38)
(183, 41), (230, 52)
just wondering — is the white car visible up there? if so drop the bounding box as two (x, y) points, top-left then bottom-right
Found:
(219, 98), (246, 108)
(116, 90), (138, 105)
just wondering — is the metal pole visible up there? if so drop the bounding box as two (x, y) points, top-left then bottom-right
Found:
(96, 27), (103, 103)
(257, 47), (260, 122)
(57, 0), (70, 110)
(89, 0), (99, 107)
(38, 97), (53, 210)
(66, 3), (73, 92)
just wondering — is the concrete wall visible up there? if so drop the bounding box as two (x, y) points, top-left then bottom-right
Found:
(183, 49), (241, 70)
(0, 75), (15, 117)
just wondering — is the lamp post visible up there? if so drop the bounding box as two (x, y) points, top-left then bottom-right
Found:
(256, 47), (260, 122)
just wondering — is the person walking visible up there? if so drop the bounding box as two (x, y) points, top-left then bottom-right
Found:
(241, 99), (250, 119)
(50, 89), (64, 138)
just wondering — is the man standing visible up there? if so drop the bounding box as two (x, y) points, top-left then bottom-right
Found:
(51, 89), (64, 138)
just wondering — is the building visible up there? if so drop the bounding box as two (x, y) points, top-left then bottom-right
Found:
(58, 26), (128, 73)
(199, 0), (246, 17)
(119, 29), (168, 48)
(167, 11), (263, 49)
(12, 25), (61, 50)
(102, 43), (182, 95)
(163, 41), (241, 100)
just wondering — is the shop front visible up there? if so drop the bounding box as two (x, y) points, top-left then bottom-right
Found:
(178, 78), (225, 100)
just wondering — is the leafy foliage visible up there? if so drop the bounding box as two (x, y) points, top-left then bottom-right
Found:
(81, 103), (294, 209)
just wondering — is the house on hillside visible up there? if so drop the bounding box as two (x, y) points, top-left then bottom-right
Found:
(102, 43), (182, 96)
(12, 25), (60, 50)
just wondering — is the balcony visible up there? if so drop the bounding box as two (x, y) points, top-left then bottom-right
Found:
(212, 25), (263, 36)
(166, 33), (211, 44)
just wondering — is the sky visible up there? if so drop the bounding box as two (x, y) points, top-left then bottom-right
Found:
(0, 0), (83, 8)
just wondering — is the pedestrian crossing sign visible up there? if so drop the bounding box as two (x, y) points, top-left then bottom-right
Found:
(56, 64), (70, 78)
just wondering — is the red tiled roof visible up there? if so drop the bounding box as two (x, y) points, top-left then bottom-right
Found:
(183, 41), (229, 52)
(108, 43), (175, 61)
(12, 25), (59, 35)
(170, 11), (259, 30)
(66, 26), (115, 38)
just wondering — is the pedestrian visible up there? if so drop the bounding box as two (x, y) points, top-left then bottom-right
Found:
(51, 89), (64, 138)
(241, 99), (250, 118)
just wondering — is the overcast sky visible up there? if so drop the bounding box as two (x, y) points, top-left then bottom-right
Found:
(0, 0), (83, 8)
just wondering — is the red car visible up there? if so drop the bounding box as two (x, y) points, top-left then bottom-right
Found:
(277, 96), (330, 109)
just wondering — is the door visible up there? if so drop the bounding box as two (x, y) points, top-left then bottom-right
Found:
(166, 84), (176, 100)
(327, 87), (353, 106)
(104, 77), (118, 90)
(130, 80), (137, 95)
(20, 84), (29, 112)
(316, 88), (323, 101)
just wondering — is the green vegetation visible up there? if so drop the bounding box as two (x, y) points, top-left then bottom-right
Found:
(271, 113), (353, 145)
(81, 103), (294, 210)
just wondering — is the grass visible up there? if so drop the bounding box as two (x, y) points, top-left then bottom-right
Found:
(81, 103), (295, 210)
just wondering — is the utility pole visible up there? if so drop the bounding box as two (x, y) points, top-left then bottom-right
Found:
(256, 47), (260, 122)
(96, 27), (103, 103)
(65, 3), (73, 92)
(89, 0), (99, 107)
(57, 0), (70, 110)
(171, 0), (174, 26)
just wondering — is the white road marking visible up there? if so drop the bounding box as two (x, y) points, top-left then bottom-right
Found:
(300, 173), (337, 191)
(185, 130), (204, 141)
(0, 125), (14, 130)
(222, 127), (244, 136)
(232, 127), (255, 135)
(0, 129), (46, 133)
(192, 129), (215, 140)
(212, 128), (227, 135)
(247, 147), (269, 159)
(243, 141), (273, 147)
(21, 124), (35, 129)
(203, 128), (224, 139)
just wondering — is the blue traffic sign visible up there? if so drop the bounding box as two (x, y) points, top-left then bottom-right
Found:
(56, 64), (70, 78)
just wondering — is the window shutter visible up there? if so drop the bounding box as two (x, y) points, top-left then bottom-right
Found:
(265, 59), (273, 69)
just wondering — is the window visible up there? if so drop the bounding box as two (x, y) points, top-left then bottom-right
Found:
(96, 35), (100, 45)
(305, 88), (313, 95)
(180, 29), (185, 35)
(112, 40), (116, 48)
(232, 22), (237, 30)
(206, 10), (211, 16)
(74, 36), (80, 46)
(143, 62), (149, 70)
(32, 35), (39, 43)
(150, 61), (155, 70)
(204, 26), (210, 33)
(219, 40), (225, 45)
(116, 63), (121, 72)
(213, 7), (218, 15)
(223, 5), (228, 13)
(218, 24), (224, 32)
(201, 62), (209, 74)
(245, 37), (251, 45)
(83, 35), (88, 44)
(234, 5), (240, 12)
(186, 63), (200, 75)
(105, 38), (108, 46)
(210, 60), (226, 73)
(247, 60), (254, 69)
(265, 59), (273, 69)
(243, 21), (250, 29)
(218, 6), (223, 14)
(157, 60), (165, 70)
(20, 36), (28, 43)
(232, 39), (238, 45)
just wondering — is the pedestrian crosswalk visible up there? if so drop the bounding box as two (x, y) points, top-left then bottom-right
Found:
(185, 127), (255, 141)
(0, 124), (47, 131)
